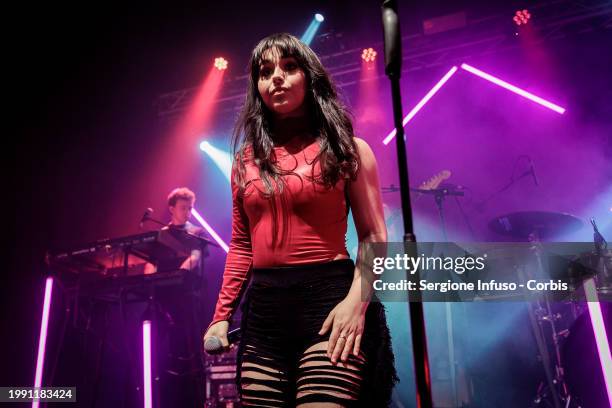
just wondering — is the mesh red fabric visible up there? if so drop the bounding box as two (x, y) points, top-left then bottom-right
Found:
(210, 140), (350, 326)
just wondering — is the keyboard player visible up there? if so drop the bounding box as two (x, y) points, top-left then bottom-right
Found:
(144, 187), (206, 274)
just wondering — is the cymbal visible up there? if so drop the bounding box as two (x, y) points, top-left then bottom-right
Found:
(489, 211), (584, 240)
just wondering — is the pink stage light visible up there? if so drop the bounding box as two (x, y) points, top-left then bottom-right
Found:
(460, 63), (566, 114)
(32, 277), (54, 408)
(361, 48), (377, 63)
(191, 208), (230, 253)
(513, 9), (531, 26)
(214, 57), (228, 71)
(142, 320), (153, 408)
(584, 278), (612, 406)
(383, 66), (458, 145)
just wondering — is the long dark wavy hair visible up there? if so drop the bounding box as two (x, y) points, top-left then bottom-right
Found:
(232, 33), (360, 195)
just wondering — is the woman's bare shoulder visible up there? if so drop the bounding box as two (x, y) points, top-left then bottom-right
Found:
(353, 136), (376, 166)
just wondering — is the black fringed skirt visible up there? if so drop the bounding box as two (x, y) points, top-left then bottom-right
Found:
(236, 258), (399, 407)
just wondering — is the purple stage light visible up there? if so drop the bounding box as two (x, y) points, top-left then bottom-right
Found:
(142, 320), (153, 408)
(584, 278), (612, 406)
(32, 277), (53, 408)
(191, 208), (230, 253)
(382, 63), (566, 144)
(460, 63), (566, 114)
(383, 66), (458, 145)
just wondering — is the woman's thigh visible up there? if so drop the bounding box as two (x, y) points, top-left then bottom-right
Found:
(295, 341), (367, 407)
(239, 343), (293, 407)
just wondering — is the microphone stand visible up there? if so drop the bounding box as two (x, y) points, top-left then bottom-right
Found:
(411, 187), (465, 242)
(474, 156), (536, 212)
(142, 214), (167, 229)
(382, 2), (433, 407)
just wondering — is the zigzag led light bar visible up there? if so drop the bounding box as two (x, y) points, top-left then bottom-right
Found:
(383, 66), (458, 145)
(382, 63), (566, 145)
(460, 63), (566, 114)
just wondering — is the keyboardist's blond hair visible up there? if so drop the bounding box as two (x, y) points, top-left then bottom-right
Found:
(167, 187), (196, 207)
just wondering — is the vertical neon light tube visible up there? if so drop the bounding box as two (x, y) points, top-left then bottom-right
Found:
(142, 320), (153, 408)
(383, 66), (458, 145)
(32, 277), (54, 408)
(191, 208), (230, 253)
(460, 63), (566, 114)
(584, 278), (612, 406)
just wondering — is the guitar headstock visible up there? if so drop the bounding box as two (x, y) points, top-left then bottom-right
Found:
(419, 170), (451, 191)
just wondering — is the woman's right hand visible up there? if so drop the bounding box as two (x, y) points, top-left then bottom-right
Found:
(203, 320), (230, 350)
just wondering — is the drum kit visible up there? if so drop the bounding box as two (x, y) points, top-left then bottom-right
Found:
(382, 170), (611, 408)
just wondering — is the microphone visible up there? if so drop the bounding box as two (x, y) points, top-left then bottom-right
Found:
(204, 328), (242, 354)
(529, 159), (539, 186)
(382, 0), (401, 77)
(139, 208), (154, 229)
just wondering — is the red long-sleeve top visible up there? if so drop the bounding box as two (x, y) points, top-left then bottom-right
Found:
(210, 139), (350, 327)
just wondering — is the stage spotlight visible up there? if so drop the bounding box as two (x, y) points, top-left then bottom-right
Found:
(301, 14), (324, 45)
(214, 57), (228, 71)
(199, 139), (232, 182)
(513, 9), (531, 26)
(361, 48), (377, 63)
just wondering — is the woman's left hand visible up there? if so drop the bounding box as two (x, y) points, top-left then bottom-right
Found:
(319, 295), (367, 363)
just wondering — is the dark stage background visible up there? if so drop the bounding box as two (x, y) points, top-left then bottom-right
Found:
(4, 1), (611, 407)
